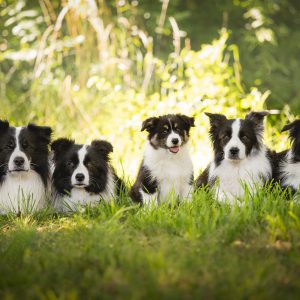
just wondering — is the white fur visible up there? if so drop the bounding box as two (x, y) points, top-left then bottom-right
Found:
(166, 131), (182, 148)
(54, 166), (116, 213)
(8, 127), (30, 172)
(142, 141), (193, 205)
(209, 146), (271, 203)
(0, 127), (47, 214)
(224, 119), (246, 160)
(71, 145), (89, 186)
(140, 190), (158, 207)
(280, 151), (300, 190)
(0, 170), (47, 214)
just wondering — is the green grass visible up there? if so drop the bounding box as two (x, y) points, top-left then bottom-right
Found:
(0, 186), (300, 299)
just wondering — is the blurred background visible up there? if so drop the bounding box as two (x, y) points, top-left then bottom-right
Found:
(0, 0), (299, 177)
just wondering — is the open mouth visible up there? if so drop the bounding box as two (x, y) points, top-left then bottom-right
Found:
(169, 146), (180, 154)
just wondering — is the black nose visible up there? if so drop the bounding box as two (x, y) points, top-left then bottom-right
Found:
(75, 173), (85, 182)
(171, 138), (179, 145)
(230, 147), (239, 155)
(14, 156), (25, 167)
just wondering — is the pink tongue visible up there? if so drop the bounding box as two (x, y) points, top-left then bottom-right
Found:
(169, 146), (180, 153)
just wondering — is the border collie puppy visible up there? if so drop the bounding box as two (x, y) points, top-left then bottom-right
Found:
(0, 120), (52, 214)
(130, 114), (195, 206)
(277, 120), (300, 192)
(196, 111), (272, 203)
(51, 138), (122, 212)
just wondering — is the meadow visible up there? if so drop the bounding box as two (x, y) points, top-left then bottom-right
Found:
(1, 187), (300, 299)
(1, 0), (300, 299)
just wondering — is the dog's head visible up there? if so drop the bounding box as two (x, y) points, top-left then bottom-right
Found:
(141, 114), (195, 154)
(51, 138), (113, 194)
(0, 120), (52, 176)
(206, 111), (269, 162)
(281, 119), (300, 162)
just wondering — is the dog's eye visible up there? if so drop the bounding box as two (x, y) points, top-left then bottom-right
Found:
(162, 129), (169, 134)
(221, 135), (230, 143)
(6, 140), (15, 150)
(67, 161), (74, 168)
(22, 141), (28, 149)
(240, 135), (249, 142)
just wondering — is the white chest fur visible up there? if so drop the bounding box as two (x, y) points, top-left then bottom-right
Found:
(56, 189), (102, 212)
(143, 141), (193, 203)
(209, 147), (271, 202)
(0, 170), (46, 214)
(280, 151), (300, 190)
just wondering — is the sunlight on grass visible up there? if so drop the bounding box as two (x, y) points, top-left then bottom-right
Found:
(0, 187), (300, 299)
(1, 1), (300, 298)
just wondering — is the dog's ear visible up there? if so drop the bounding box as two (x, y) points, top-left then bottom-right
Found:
(282, 120), (300, 160)
(245, 111), (269, 130)
(51, 138), (74, 160)
(281, 119), (300, 141)
(0, 120), (9, 134)
(177, 114), (195, 130)
(281, 122), (294, 133)
(281, 120), (300, 133)
(91, 140), (113, 159)
(141, 117), (159, 133)
(205, 113), (227, 128)
(28, 123), (52, 144)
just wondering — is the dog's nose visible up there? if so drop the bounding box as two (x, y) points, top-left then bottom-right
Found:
(14, 156), (25, 167)
(171, 138), (179, 145)
(75, 173), (85, 182)
(230, 147), (239, 155)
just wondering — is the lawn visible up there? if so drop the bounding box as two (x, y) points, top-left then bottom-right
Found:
(1, 2), (300, 298)
(0, 186), (300, 300)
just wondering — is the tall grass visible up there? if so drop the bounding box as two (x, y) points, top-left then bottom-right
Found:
(0, 2), (299, 298)
(0, 186), (300, 299)
(1, 0), (294, 178)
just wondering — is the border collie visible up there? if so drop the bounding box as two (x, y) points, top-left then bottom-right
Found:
(196, 111), (272, 203)
(51, 138), (122, 212)
(0, 120), (52, 214)
(277, 119), (300, 192)
(130, 114), (195, 206)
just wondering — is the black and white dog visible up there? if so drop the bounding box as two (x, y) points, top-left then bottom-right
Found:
(51, 138), (122, 211)
(196, 111), (272, 203)
(0, 120), (52, 214)
(130, 114), (195, 206)
(276, 120), (300, 192)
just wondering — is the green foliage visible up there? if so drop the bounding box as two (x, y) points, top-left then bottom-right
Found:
(0, 2), (299, 298)
(138, 0), (300, 112)
(1, 0), (294, 175)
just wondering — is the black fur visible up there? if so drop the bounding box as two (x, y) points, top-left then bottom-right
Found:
(195, 167), (210, 187)
(51, 138), (122, 196)
(281, 120), (300, 163)
(0, 121), (52, 186)
(205, 112), (268, 166)
(130, 163), (158, 203)
(274, 119), (300, 192)
(141, 114), (195, 150)
(196, 111), (271, 188)
(130, 114), (194, 203)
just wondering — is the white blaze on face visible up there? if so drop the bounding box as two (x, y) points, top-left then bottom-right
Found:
(8, 127), (30, 172)
(224, 119), (246, 160)
(71, 145), (89, 187)
(166, 131), (182, 148)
